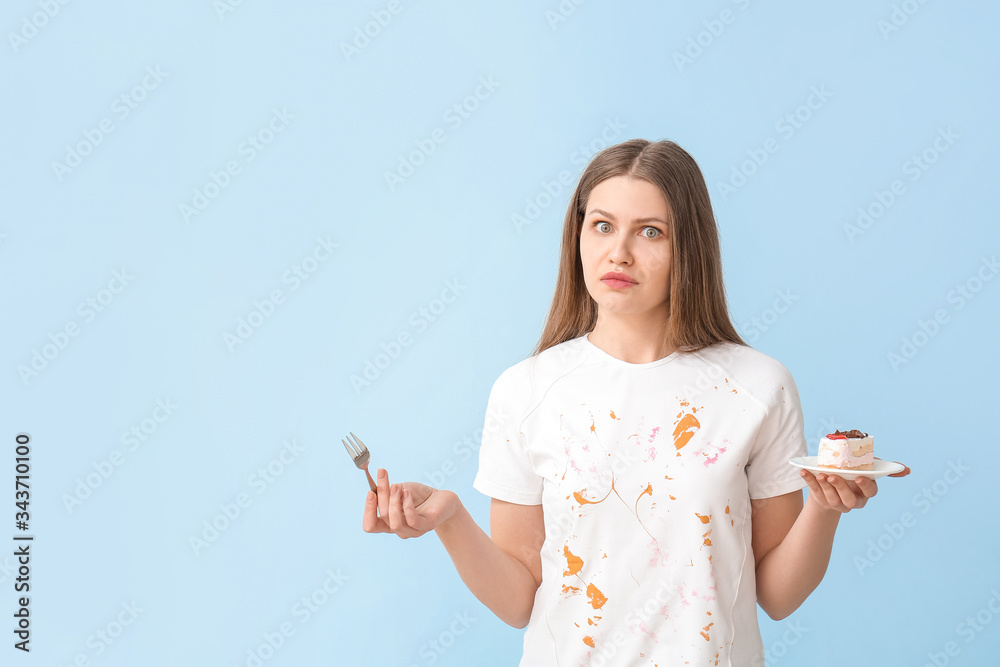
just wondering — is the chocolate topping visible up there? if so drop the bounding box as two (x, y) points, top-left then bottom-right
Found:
(833, 428), (868, 439)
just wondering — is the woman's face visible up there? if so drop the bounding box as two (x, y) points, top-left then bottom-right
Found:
(579, 175), (672, 319)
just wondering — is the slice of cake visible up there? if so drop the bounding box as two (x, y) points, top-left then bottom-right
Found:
(817, 429), (873, 471)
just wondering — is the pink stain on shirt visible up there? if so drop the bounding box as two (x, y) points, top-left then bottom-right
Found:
(637, 620), (659, 642)
(702, 446), (727, 466)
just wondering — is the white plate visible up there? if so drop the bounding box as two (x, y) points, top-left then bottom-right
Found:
(788, 456), (905, 481)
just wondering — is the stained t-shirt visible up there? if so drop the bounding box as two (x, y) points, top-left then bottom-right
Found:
(472, 333), (808, 667)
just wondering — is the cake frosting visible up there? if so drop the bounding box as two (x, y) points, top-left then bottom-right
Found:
(817, 428), (873, 471)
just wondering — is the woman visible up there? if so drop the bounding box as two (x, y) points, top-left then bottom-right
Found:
(362, 139), (910, 666)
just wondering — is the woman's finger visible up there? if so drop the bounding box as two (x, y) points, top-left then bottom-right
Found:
(362, 490), (386, 533)
(816, 474), (847, 509)
(377, 468), (390, 521)
(401, 488), (427, 534)
(855, 476), (878, 499)
(801, 470), (827, 501)
(826, 475), (865, 509)
(387, 484), (408, 535)
(800, 469), (819, 492)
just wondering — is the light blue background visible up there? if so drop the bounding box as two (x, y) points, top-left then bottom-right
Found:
(2, 0), (997, 665)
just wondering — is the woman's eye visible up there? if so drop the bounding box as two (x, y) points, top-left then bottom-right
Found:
(593, 221), (662, 238)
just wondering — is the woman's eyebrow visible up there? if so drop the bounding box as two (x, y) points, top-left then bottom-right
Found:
(586, 208), (667, 225)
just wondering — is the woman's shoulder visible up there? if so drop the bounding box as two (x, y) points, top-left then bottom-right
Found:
(490, 335), (588, 395)
(686, 341), (797, 394)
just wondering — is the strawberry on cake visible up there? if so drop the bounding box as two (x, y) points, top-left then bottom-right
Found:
(817, 429), (873, 471)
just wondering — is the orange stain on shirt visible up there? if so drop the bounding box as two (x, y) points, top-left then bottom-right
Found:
(702, 529), (712, 546)
(575, 487), (610, 505)
(695, 512), (711, 524)
(634, 483), (654, 516)
(574, 473), (616, 506)
(610, 410), (617, 420)
(563, 545), (583, 576)
(673, 412), (701, 452)
(700, 622), (715, 641)
(586, 583), (608, 609)
(583, 636), (595, 647)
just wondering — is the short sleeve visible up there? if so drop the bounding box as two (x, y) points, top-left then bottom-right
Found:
(472, 365), (544, 505)
(746, 365), (809, 500)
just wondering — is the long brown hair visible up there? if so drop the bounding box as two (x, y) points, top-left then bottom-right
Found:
(530, 138), (747, 358)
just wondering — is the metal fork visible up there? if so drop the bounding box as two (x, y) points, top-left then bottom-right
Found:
(342, 431), (378, 492)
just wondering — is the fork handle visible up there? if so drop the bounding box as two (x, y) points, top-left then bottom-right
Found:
(364, 468), (377, 493)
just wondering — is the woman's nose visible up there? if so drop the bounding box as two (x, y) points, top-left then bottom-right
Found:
(608, 238), (632, 264)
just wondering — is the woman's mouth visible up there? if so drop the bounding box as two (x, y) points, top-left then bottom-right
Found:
(600, 271), (637, 289)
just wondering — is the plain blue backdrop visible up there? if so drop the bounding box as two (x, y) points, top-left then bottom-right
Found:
(1, 1), (998, 665)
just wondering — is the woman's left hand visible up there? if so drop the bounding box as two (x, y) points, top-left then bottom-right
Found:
(800, 458), (911, 513)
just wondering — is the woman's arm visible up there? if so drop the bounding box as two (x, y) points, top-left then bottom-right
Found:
(433, 495), (544, 629)
(753, 467), (907, 619)
(364, 468), (544, 628)
(751, 487), (840, 620)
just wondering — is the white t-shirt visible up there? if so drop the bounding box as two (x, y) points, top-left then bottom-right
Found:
(473, 333), (808, 667)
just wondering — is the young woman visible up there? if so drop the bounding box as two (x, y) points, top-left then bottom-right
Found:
(362, 139), (910, 666)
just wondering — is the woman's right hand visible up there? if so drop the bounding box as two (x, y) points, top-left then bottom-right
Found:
(362, 467), (457, 538)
